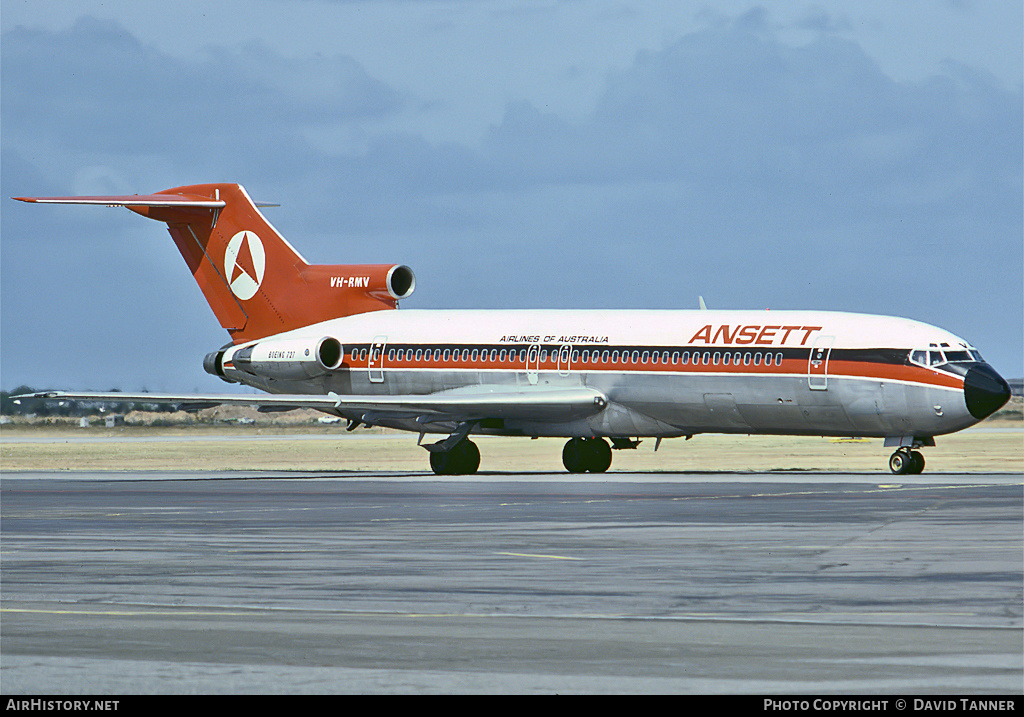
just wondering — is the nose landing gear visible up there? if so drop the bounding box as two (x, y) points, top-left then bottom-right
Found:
(889, 448), (925, 475)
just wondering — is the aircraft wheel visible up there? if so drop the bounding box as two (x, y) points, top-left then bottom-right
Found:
(429, 440), (480, 475)
(454, 439), (481, 474)
(909, 450), (925, 474)
(563, 438), (612, 473)
(889, 449), (911, 475)
(562, 438), (589, 473)
(586, 437), (612, 473)
(429, 450), (452, 475)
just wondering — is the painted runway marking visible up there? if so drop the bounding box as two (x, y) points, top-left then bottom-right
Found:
(495, 551), (583, 561)
(0, 607), (250, 617)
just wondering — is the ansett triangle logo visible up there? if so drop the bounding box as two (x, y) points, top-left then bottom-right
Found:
(224, 231), (266, 300)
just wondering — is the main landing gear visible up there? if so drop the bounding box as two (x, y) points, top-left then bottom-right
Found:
(426, 435), (616, 474)
(888, 448), (925, 475)
(429, 439), (480, 475)
(562, 437), (612, 474)
(424, 420), (481, 475)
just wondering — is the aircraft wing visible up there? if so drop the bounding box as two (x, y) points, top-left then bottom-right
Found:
(17, 386), (608, 423)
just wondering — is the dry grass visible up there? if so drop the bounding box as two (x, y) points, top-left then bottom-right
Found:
(2, 415), (1020, 474)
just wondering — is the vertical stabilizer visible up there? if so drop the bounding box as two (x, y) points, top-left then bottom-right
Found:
(15, 183), (415, 343)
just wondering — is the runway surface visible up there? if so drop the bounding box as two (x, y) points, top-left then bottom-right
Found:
(2, 470), (1021, 694)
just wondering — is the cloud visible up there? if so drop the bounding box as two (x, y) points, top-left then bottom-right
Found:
(481, 20), (1021, 212)
(2, 10), (1021, 387)
(2, 17), (405, 187)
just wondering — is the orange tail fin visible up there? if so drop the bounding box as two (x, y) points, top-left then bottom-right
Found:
(15, 183), (414, 343)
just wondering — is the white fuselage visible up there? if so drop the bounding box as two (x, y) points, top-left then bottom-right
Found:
(216, 308), (992, 441)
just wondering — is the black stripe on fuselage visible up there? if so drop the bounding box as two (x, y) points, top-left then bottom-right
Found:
(342, 343), (913, 369)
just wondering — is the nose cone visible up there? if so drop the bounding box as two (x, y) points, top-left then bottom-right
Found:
(964, 364), (1011, 420)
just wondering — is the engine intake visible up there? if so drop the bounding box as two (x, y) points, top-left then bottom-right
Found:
(385, 264), (416, 300)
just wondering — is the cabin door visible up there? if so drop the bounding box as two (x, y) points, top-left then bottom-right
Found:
(368, 335), (387, 383)
(807, 335), (834, 390)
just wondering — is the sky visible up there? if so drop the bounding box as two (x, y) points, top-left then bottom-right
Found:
(2, 0), (1021, 392)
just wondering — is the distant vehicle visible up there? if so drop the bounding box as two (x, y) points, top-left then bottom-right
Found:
(15, 184), (1010, 474)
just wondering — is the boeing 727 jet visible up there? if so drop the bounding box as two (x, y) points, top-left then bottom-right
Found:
(14, 183), (1011, 474)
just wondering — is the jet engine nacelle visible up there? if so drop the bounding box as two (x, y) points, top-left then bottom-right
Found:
(208, 336), (344, 382)
(302, 263), (416, 304)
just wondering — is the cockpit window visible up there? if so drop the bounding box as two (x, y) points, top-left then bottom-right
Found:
(910, 346), (981, 368)
(944, 350), (972, 362)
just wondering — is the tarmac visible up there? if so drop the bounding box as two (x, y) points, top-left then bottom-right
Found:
(2, 467), (1021, 694)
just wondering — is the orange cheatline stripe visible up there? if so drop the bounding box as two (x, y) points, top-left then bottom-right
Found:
(335, 352), (965, 391)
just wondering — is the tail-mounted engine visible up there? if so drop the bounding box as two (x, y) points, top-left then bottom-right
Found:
(302, 263), (416, 310)
(206, 336), (344, 382)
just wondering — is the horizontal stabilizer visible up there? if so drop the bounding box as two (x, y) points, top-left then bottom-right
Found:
(14, 194), (226, 208)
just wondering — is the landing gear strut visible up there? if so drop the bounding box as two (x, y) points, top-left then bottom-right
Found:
(562, 437), (612, 473)
(889, 448), (925, 475)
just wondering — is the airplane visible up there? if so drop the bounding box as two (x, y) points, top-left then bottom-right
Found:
(13, 183), (1011, 475)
